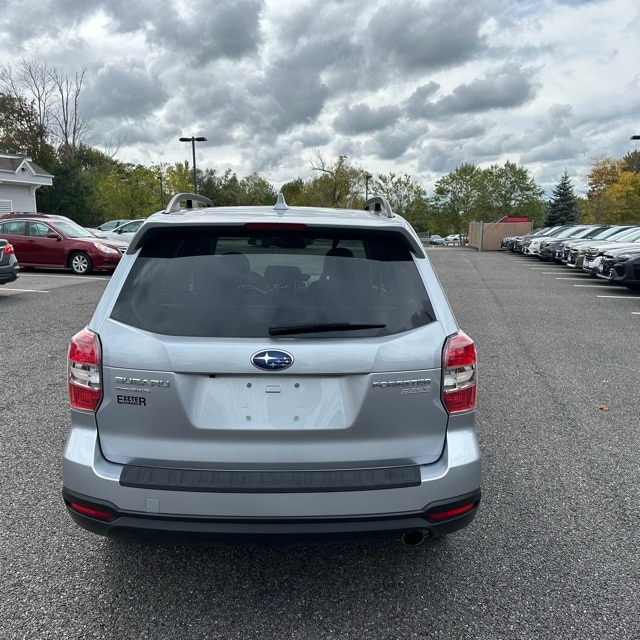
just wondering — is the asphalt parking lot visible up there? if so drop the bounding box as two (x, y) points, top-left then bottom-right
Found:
(1, 253), (638, 640)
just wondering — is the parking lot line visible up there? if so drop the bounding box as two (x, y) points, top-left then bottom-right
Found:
(20, 274), (110, 281)
(555, 277), (589, 280)
(1, 288), (50, 293)
(596, 295), (639, 300)
(572, 284), (615, 288)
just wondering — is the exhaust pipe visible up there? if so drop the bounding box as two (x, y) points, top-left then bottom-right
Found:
(402, 529), (429, 546)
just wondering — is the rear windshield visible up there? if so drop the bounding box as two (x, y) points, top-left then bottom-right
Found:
(110, 227), (435, 338)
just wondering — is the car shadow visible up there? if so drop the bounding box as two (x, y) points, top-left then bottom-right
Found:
(101, 535), (455, 637)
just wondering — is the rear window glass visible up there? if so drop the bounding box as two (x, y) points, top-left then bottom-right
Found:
(110, 228), (435, 338)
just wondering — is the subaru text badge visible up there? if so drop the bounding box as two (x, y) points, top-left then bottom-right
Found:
(251, 350), (294, 371)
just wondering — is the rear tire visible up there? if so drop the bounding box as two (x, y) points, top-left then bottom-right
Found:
(70, 252), (93, 275)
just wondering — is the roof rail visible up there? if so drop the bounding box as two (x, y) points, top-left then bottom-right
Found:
(163, 193), (213, 214)
(363, 196), (394, 218)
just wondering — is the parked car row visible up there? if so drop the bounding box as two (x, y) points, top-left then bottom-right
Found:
(422, 234), (465, 246)
(501, 224), (640, 289)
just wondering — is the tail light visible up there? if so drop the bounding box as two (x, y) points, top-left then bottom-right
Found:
(442, 332), (477, 413)
(68, 329), (102, 412)
(3, 243), (14, 254)
(426, 500), (478, 522)
(67, 500), (116, 522)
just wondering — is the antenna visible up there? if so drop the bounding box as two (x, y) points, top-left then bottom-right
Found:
(274, 192), (289, 212)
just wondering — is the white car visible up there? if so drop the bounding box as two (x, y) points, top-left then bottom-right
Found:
(443, 234), (462, 245)
(100, 218), (146, 243)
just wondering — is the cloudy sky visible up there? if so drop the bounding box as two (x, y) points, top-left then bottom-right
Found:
(1, 0), (639, 194)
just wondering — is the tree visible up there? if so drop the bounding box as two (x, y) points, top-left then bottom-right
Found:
(280, 178), (305, 205)
(622, 149), (640, 173)
(545, 169), (579, 225)
(238, 173), (277, 205)
(373, 173), (431, 231)
(50, 66), (93, 159)
(306, 152), (364, 208)
(0, 92), (54, 166)
(199, 168), (243, 206)
(432, 163), (483, 234)
(0, 59), (92, 163)
(431, 161), (545, 234)
(164, 162), (193, 197)
(583, 155), (624, 223)
(91, 162), (164, 223)
(480, 161), (545, 223)
(605, 171), (640, 224)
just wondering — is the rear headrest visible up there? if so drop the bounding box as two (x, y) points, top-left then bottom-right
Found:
(325, 247), (354, 258)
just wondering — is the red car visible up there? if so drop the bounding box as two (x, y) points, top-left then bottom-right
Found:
(0, 213), (127, 275)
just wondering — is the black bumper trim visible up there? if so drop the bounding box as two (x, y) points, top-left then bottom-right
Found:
(119, 464), (422, 493)
(62, 488), (481, 547)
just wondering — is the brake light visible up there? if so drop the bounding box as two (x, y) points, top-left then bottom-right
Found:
(244, 223), (307, 231)
(68, 329), (102, 412)
(442, 332), (477, 413)
(3, 243), (14, 255)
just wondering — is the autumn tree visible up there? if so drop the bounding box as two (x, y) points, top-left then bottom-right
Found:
(583, 155), (625, 223)
(605, 171), (640, 224)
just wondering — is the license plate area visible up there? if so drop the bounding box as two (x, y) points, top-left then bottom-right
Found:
(191, 376), (347, 430)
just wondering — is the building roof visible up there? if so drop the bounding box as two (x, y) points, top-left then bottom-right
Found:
(0, 154), (53, 184)
(496, 216), (529, 223)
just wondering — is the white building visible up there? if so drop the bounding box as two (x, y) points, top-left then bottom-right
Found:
(0, 154), (54, 214)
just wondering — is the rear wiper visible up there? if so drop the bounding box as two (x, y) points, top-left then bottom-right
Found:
(268, 322), (387, 336)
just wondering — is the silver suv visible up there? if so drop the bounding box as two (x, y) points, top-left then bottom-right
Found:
(63, 193), (481, 546)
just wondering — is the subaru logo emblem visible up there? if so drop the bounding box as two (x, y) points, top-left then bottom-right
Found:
(251, 350), (294, 371)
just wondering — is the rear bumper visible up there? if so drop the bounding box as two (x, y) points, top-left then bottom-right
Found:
(62, 418), (481, 546)
(63, 487), (481, 546)
(0, 263), (19, 284)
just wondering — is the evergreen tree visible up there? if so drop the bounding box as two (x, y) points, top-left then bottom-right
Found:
(622, 149), (640, 173)
(545, 170), (579, 225)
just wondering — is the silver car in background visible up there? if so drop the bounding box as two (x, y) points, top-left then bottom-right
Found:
(63, 194), (481, 547)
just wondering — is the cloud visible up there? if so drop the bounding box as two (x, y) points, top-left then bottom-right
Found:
(333, 104), (402, 134)
(84, 62), (168, 118)
(409, 63), (539, 119)
(0, 0), (639, 199)
(368, 0), (488, 71)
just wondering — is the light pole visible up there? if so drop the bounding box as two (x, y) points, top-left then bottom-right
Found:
(365, 173), (372, 200)
(179, 136), (207, 193)
(157, 173), (164, 208)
